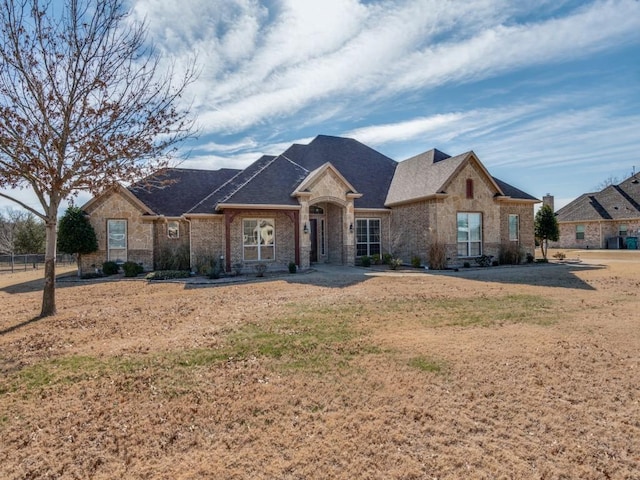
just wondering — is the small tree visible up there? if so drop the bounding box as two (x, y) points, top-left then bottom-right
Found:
(535, 204), (559, 260)
(57, 207), (98, 276)
(0, 0), (195, 316)
(14, 213), (46, 254)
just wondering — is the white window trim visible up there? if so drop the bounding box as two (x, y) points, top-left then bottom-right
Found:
(107, 219), (127, 262)
(508, 214), (519, 242)
(356, 218), (381, 257)
(242, 218), (275, 261)
(457, 212), (482, 257)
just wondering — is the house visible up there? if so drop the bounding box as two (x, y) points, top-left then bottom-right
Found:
(80, 135), (539, 274)
(549, 174), (640, 249)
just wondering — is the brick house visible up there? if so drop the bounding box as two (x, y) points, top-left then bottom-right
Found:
(80, 135), (539, 274)
(549, 174), (640, 249)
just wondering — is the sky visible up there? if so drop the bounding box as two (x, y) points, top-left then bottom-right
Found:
(2, 0), (640, 213)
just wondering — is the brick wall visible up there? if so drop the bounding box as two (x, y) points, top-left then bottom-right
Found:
(82, 190), (154, 274)
(552, 220), (640, 249)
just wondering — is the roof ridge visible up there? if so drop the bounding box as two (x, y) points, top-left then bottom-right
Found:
(217, 155), (279, 205)
(186, 164), (258, 214)
(280, 154), (309, 173)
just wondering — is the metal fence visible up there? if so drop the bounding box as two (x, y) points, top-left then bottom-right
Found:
(0, 254), (75, 273)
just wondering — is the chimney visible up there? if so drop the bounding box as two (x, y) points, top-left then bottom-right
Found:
(543, 194), (554, 211)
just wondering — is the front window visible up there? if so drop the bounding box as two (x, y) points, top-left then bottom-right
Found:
(243, 219), (275, 261)
(356, 219), (381, 257)
(619, 224), (627, 236)
(457, 212), (482, 256)
(107, 219), (127, 262)
(508, 214), (519, 241)
(576, 225), (585, 240)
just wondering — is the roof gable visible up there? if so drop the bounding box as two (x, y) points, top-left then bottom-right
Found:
(283, 135), (397, 209)
(556, 174), (640, 222)
(293, 162), (359, 197)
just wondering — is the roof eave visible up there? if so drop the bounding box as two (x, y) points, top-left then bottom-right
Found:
(385, 193), (448, 207)
(216, 203), (302, 211)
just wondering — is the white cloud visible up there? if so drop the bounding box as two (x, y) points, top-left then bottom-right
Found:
(133, 0), (640, 135)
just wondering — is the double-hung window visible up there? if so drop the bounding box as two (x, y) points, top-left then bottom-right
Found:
(107, 219), (127, 262)
(508, 214), (519, 242)
(619, 224), (627, 237)
(356, 218), (381, 257)
(457, 213), (482, 256)
(576, 225), (585, 240)
(243, 219), (275, 261)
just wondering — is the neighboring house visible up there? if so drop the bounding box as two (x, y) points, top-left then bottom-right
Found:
(550, 174), (640, 249)
(80, 135), (539, 274)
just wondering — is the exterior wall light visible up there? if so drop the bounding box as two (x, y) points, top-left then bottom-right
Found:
(303, 223), (309, 234)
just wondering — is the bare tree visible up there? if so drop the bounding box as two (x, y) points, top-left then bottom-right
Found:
(0, 0), (196, 316)
(593, 175), (620, 191)
(0, 207), (27, 254)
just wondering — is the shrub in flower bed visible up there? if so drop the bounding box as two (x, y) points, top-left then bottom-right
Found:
(145, 270), (191, 280)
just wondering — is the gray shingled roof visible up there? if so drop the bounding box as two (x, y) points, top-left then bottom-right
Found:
(126, 136), (537, 216)
(386, 150), (468, 205)
(128, 168), (240, 216)
(280, 135), (397, 208)
(220, 155), (309, 206)
(492, 178), (539, 201)
(187, 155), (276, 214)
(556, 174), (640, 222)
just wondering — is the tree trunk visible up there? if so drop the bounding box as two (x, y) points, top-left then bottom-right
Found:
(40, 219), (57, 317)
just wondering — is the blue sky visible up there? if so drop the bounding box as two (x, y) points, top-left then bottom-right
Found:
(2, 0), (640, 212)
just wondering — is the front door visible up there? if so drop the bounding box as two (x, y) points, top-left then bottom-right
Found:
(309, 219), (318, 263)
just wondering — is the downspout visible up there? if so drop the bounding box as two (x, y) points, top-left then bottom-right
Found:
(185, 217), (193, 272)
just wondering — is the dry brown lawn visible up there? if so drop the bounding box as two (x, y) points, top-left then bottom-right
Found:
(1, 250), (639, 479)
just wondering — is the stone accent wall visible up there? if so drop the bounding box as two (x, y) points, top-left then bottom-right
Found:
(81, 191), (153, 274)
(325, 204), (344, 264)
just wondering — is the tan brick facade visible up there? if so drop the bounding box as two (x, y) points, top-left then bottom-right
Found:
(388, 161), (536, 267)
(82, 154), (536, 274)
(82, 189), (154, 274)
(551, 220), (640, 249)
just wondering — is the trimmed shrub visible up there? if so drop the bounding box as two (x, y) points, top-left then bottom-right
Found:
(475, 255), (493, 267)
(254, 262), (268, 277)
(288, 262), (297, 274)
(382, 253), (393, 265)
(146, 270), (191, 280)
(360, 256), (371, 267)
(102, 261), (119, 275)
(411, 256), (421, 268)
(389, 257), (402, 270)
(122, 261), (144, 277)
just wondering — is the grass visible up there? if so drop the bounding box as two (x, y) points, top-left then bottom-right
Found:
(407, 356), (446, 373)
(2, 294), (552, 396)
